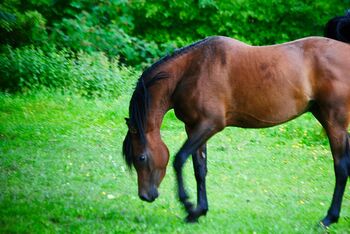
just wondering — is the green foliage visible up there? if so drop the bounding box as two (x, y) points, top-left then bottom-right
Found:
(0, 46), (137, 97)
(0, 9), (48, 46)
(50, 12), (168, 66)
(129, 0), (349, 45)
(2, 0), (349, 67)
(0, 1), (349, 93)
(0, 0), (54, 46)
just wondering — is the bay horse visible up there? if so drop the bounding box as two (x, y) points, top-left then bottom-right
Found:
(122, 36), (350, 227)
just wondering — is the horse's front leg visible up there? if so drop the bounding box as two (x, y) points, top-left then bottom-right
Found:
(173, 122), (218, 222)
(186, 143), (208, 222)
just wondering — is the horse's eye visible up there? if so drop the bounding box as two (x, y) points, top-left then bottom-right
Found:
(139, 155), (146, 162)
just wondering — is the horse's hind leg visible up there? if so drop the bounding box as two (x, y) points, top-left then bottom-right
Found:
(322, 131), (350, 227)
(312, 106), (350, 227)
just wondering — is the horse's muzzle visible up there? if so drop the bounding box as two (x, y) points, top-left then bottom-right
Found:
(139, 188), (159, 202)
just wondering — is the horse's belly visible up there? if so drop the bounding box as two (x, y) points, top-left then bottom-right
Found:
(226, 93), (311, 128)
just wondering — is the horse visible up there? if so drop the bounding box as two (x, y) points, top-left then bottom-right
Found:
(122, 36), (350, 227)
(325, 10), (350, 43)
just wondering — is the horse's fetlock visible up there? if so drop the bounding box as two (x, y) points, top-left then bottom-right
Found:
(202, 207), (208, 216)
(179, 194), (188, 202)
(325, 210), (339, 224)
(184, 201), (194, 213)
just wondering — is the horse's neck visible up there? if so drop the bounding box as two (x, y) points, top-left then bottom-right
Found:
(146, 79), (174, 134)
(145, 57), (187, 133)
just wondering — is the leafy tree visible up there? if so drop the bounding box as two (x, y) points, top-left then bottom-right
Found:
(0, 0), (48, 47)
(1, 0), (349, 66)
(128, 0), (349, 45)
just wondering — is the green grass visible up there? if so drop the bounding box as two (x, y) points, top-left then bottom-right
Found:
(1, 91), (350, 233)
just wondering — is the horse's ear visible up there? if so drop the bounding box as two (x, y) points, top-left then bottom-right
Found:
(125, 117), (137, 134)
(129, 126), (137, 134)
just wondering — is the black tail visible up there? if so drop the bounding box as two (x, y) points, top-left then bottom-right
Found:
(324, 10), (350, 43)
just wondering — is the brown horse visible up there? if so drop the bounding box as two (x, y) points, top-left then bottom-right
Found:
(122, 36), (350, 227)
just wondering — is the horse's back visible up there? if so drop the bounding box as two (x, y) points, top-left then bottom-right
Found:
(176, 37), (350, 128)
(227, 37), (350, 127)
(171, 36), (350, 128)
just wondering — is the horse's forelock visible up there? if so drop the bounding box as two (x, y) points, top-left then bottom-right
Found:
(122, 79), (149, 169)
(122, 131), (133, 168)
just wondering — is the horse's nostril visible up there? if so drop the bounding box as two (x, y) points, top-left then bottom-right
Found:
(150, 189), (159, 199)
(139, 189), (158, 202)
(139, 193), (155, 202)
(139, 194), (150, 202)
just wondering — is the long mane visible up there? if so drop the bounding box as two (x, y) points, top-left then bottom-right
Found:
(122, 37), (215, 168)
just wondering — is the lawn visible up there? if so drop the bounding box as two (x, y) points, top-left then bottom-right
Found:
(1, 91), (350, 233)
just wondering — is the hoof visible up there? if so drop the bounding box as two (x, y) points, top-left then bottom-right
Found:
(321, 215), (338, 228)
(185, 214), (199, 223)
(184, 207), (208, 223)
(319, 221), (329, 230)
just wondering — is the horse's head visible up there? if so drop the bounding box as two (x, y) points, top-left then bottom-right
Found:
(122, 118), (169, 202)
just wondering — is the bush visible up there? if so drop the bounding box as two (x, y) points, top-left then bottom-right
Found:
(129, 0), (348, 45)
(0, 46), (138, 97)
(1, 0), (349, 67)
(0, 7), (48, 47)
(50, 13), (173, 67)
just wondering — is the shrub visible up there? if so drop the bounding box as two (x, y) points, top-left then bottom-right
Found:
(0, 8), (48, 47)
(50, 14), (170, 67)
(2, 0), (348, 67)
(0, 46), (138, 97)
(129, 0), (348, 46)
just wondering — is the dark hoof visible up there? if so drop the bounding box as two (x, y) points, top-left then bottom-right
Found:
(321, 215), (338, 229)
(185, 213), (199, 223)
(184, 207), (208, 223)
(319, 221), (329, 230)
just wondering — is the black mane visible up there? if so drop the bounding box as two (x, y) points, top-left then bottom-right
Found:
(122, 37), (215, 168)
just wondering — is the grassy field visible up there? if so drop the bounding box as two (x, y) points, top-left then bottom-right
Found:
(1, 91), (350, 233)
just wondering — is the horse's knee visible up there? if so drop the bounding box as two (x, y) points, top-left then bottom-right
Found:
(173, 151), (188, 172)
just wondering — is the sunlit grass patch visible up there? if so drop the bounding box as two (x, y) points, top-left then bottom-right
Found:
(1, 91), (350, 233)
